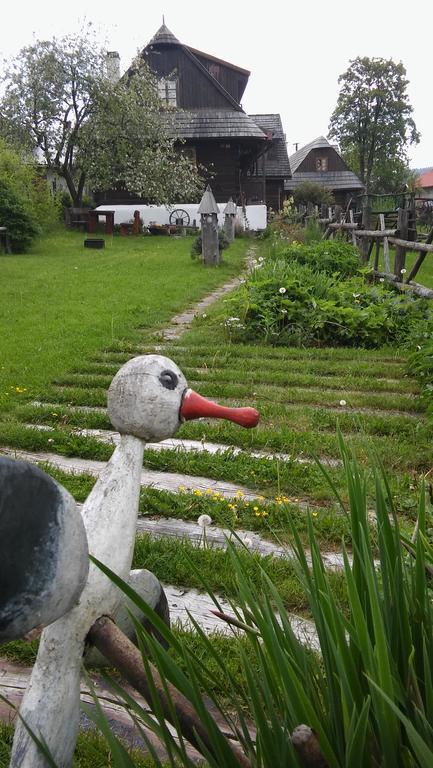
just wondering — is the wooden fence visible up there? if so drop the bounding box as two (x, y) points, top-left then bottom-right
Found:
(317, 199), (433, 299)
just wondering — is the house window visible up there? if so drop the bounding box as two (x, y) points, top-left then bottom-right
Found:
(157, 79), (177, 106)
(316, 157), (328, 171)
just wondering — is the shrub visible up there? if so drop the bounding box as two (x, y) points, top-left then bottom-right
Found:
(0, 178), (39, 252)
(222, 247), (431, 347)
(272, 239), (361, 278)
(0, 138), (58, 233)
(292, 180), (334, 207)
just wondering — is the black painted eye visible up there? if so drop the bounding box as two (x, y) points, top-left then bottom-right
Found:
(159, 369), (178, 390)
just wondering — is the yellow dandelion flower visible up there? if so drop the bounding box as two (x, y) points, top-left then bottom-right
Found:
(205, 488), (213, 495)
(255, 512), (261, 517)
(253, 506), (259, 512)
(262, 511), (269, 517)
(178, 485), (186, 492)
(312, 511), (318, 517)
(193, 489), (202, 496)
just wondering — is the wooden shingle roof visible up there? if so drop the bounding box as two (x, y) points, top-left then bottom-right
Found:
(248, 114), (291, 178)
(167, 110), (267, 140)
(289, 136), (332, 173)
(285, 171), (364, 191)
(148, 23), (180, 46)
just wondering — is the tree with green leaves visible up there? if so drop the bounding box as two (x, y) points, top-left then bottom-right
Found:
(328, 57), (419, 192)
(0, 31), (202, 206)
(80, 58), (204, 203)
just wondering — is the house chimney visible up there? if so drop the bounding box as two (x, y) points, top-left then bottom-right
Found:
(106, 51), (120, 83)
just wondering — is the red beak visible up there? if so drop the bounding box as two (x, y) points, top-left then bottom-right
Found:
(180, 389), (259, 429)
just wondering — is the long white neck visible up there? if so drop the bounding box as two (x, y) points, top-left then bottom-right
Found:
(82, 432), (144, 602)
(10, 434), (145, 768)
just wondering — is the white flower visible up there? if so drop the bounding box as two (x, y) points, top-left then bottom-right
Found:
(279, 287), (287, 294)
(202, 313), (207, 318)
(401, 268), (407, 274)
(352, 293), (360, 298)
(339, 399), (347, 407)
(47, 438), (54, 443)
(198, 514), (212, 528)
(379, 278), (385, 283)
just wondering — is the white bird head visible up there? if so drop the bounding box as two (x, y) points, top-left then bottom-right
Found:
(107, 354), (259, 442)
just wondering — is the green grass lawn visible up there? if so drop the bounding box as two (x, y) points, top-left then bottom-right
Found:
(0, 228), (248, 413)
(1, 228), (431, 762)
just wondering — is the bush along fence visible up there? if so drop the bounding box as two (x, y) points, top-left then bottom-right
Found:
(318, 195), (433, 299)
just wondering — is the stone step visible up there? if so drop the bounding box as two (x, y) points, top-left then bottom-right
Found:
(25, 423), (340, 468)
(0, 447), (261, 501)
(135, 516), (354, 572)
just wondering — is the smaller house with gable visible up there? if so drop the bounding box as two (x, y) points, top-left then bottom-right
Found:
(285, 136), (364, 206)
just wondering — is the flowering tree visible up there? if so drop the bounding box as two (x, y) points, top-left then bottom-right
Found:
(0, 32), (202, 205)
(81, 58), (203, 203)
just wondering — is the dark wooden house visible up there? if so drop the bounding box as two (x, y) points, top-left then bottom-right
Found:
(137, 24), (290, 207)
(284, 136), (364, 206)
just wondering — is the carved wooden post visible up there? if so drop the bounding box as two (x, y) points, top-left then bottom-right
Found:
(132, 210), (141, 235)
(394, 207), (409, 278)
(223, 198), (237, 243)
(360, 197), (372, 264)
(198, 185), (220, 266)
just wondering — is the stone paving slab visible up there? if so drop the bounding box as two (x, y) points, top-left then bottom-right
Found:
(136, 516), (356, 572)
(0, 448), (261, 501)
(26, 423), (341, 468)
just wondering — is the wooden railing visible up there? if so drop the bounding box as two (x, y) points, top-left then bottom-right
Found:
(319, 202), (433, 298)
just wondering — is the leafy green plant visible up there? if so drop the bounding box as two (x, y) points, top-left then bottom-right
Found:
(222, 243), (431, 347)
(0, 178), (39, 252)
(85, 439), (433, 767)
(292, 181), (334, 207)
(273, 239), (361, 278)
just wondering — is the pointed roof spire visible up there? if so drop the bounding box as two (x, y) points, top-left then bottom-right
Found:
(223, 197), (237, 215)
(148, 23), (180, 46)
(198, 185), (219, 215)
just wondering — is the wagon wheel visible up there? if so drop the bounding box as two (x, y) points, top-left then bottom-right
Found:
(169, 209), (190, 226)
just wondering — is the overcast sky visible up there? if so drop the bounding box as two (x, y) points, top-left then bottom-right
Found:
(2, 0), (432, 169)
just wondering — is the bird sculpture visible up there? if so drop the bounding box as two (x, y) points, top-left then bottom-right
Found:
(5, 354), (259, 767)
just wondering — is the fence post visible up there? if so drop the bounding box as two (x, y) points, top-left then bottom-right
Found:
(360, 198), (371, 264)
(394, 208), (409, 278)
